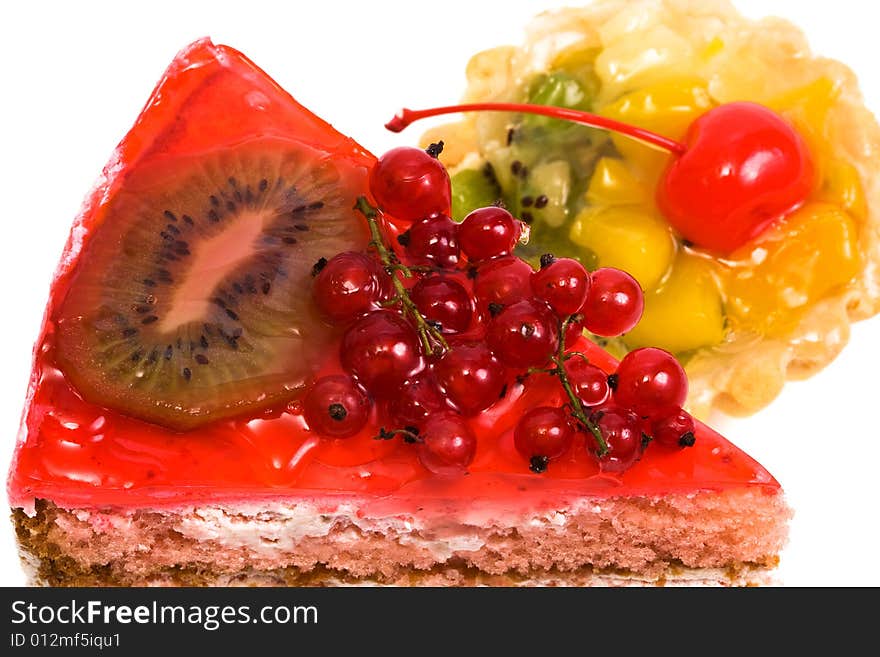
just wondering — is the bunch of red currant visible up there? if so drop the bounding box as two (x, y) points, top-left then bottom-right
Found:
(303, 144), (696, 476)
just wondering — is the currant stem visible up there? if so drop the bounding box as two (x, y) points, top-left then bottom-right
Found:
(385, 103), (687, 155)
(354, 196), (449, 356)
(375, 427), (422, 443)
(552, 316), (609, 456)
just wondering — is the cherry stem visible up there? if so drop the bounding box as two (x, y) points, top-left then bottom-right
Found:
(386, 103), (687, 155)
(552, 316), (609, 456)
(354, 196), (449, 357)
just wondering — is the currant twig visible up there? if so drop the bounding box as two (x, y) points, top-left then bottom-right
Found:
(551, 316), (609, 456)
(354, 196), (449, 357)
(525, 366), (559, 377)
(374, 427), (422, 443)
(404, 265), (435, 275)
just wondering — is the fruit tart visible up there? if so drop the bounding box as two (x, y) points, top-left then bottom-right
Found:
(8, 38), (789, 587)
(416, 0), (880, 417)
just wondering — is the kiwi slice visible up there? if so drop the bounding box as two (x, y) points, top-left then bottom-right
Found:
(450, 166), (503, 222)
(55, 140), (369, 430)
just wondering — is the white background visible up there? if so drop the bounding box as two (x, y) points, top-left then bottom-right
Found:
(2, 0), (879, 587)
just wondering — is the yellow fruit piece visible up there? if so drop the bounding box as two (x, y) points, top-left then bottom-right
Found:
(594, 25), (696, 100)
(708, 51), (777, 105)
(768, 78), (839, 187)
(465, 46), (519, 101)
(700, 37), (724, 62)
(596, 1), (665, 46)
(818, 160), (868, 223)
(625, 253), (726, 354)
(569, 205), (675, 291)
(770, 78), (856, 211)
(599, 78), (713, 185)
(725, 202), (861, 337)
(585, 157), (648, 206)
(770, 77), (838, 124)
(549, 44), (602, 93)
(551, 43), (598, 69)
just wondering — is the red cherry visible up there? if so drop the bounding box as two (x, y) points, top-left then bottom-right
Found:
(417, 412), (477, 475)
(369, 146), (451, 223)
(614, 347), (688, 417)
(303, 375), (371, 439)
(658, 102), (814, 254)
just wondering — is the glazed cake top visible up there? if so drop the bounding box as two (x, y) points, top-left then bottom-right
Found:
(7, 39), (780, 513)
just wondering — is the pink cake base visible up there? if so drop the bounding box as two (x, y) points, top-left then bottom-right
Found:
(13, 486), (790, 586)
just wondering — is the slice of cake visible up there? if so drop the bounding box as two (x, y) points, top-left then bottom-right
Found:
(7, 38), (790, 587)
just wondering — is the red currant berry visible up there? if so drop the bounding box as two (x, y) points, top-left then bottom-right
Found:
(564, 359), (610, 408)
(565, 315), (587, 346)
(369, 146), (451, 223)
(403, 214), (460, 268)
(589, 406), (645, 473)
(487, 298), (559, 369)
(531, 256), (591, 317)
(387, 373), (446, 429)
(303, 375), (371, 439)
(473, 255), (533, 317)
(581, 267), (644, 337)
(614, 347), (688, 417)
(411, 276), (473, 334)
(417, 412), (477, 475)
(435, 342), (506, 415)
(651, 407), (697, 449)
(340, 310), (423, 396)
(458, 206), (523, 261)
(514, 406), (574, 472)
(312, 252), (388, 324)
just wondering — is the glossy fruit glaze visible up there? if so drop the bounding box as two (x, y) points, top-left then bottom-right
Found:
(7, 38), (780, 511)
(10, 328), (779, 510)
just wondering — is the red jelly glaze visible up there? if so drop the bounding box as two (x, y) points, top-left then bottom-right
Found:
(10, 333), (780, 509)
(7, 39), (780, 511)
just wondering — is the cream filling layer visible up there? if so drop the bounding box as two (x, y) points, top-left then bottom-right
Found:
(171, 503), (556, 561)
(71, 500), (590, 562)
